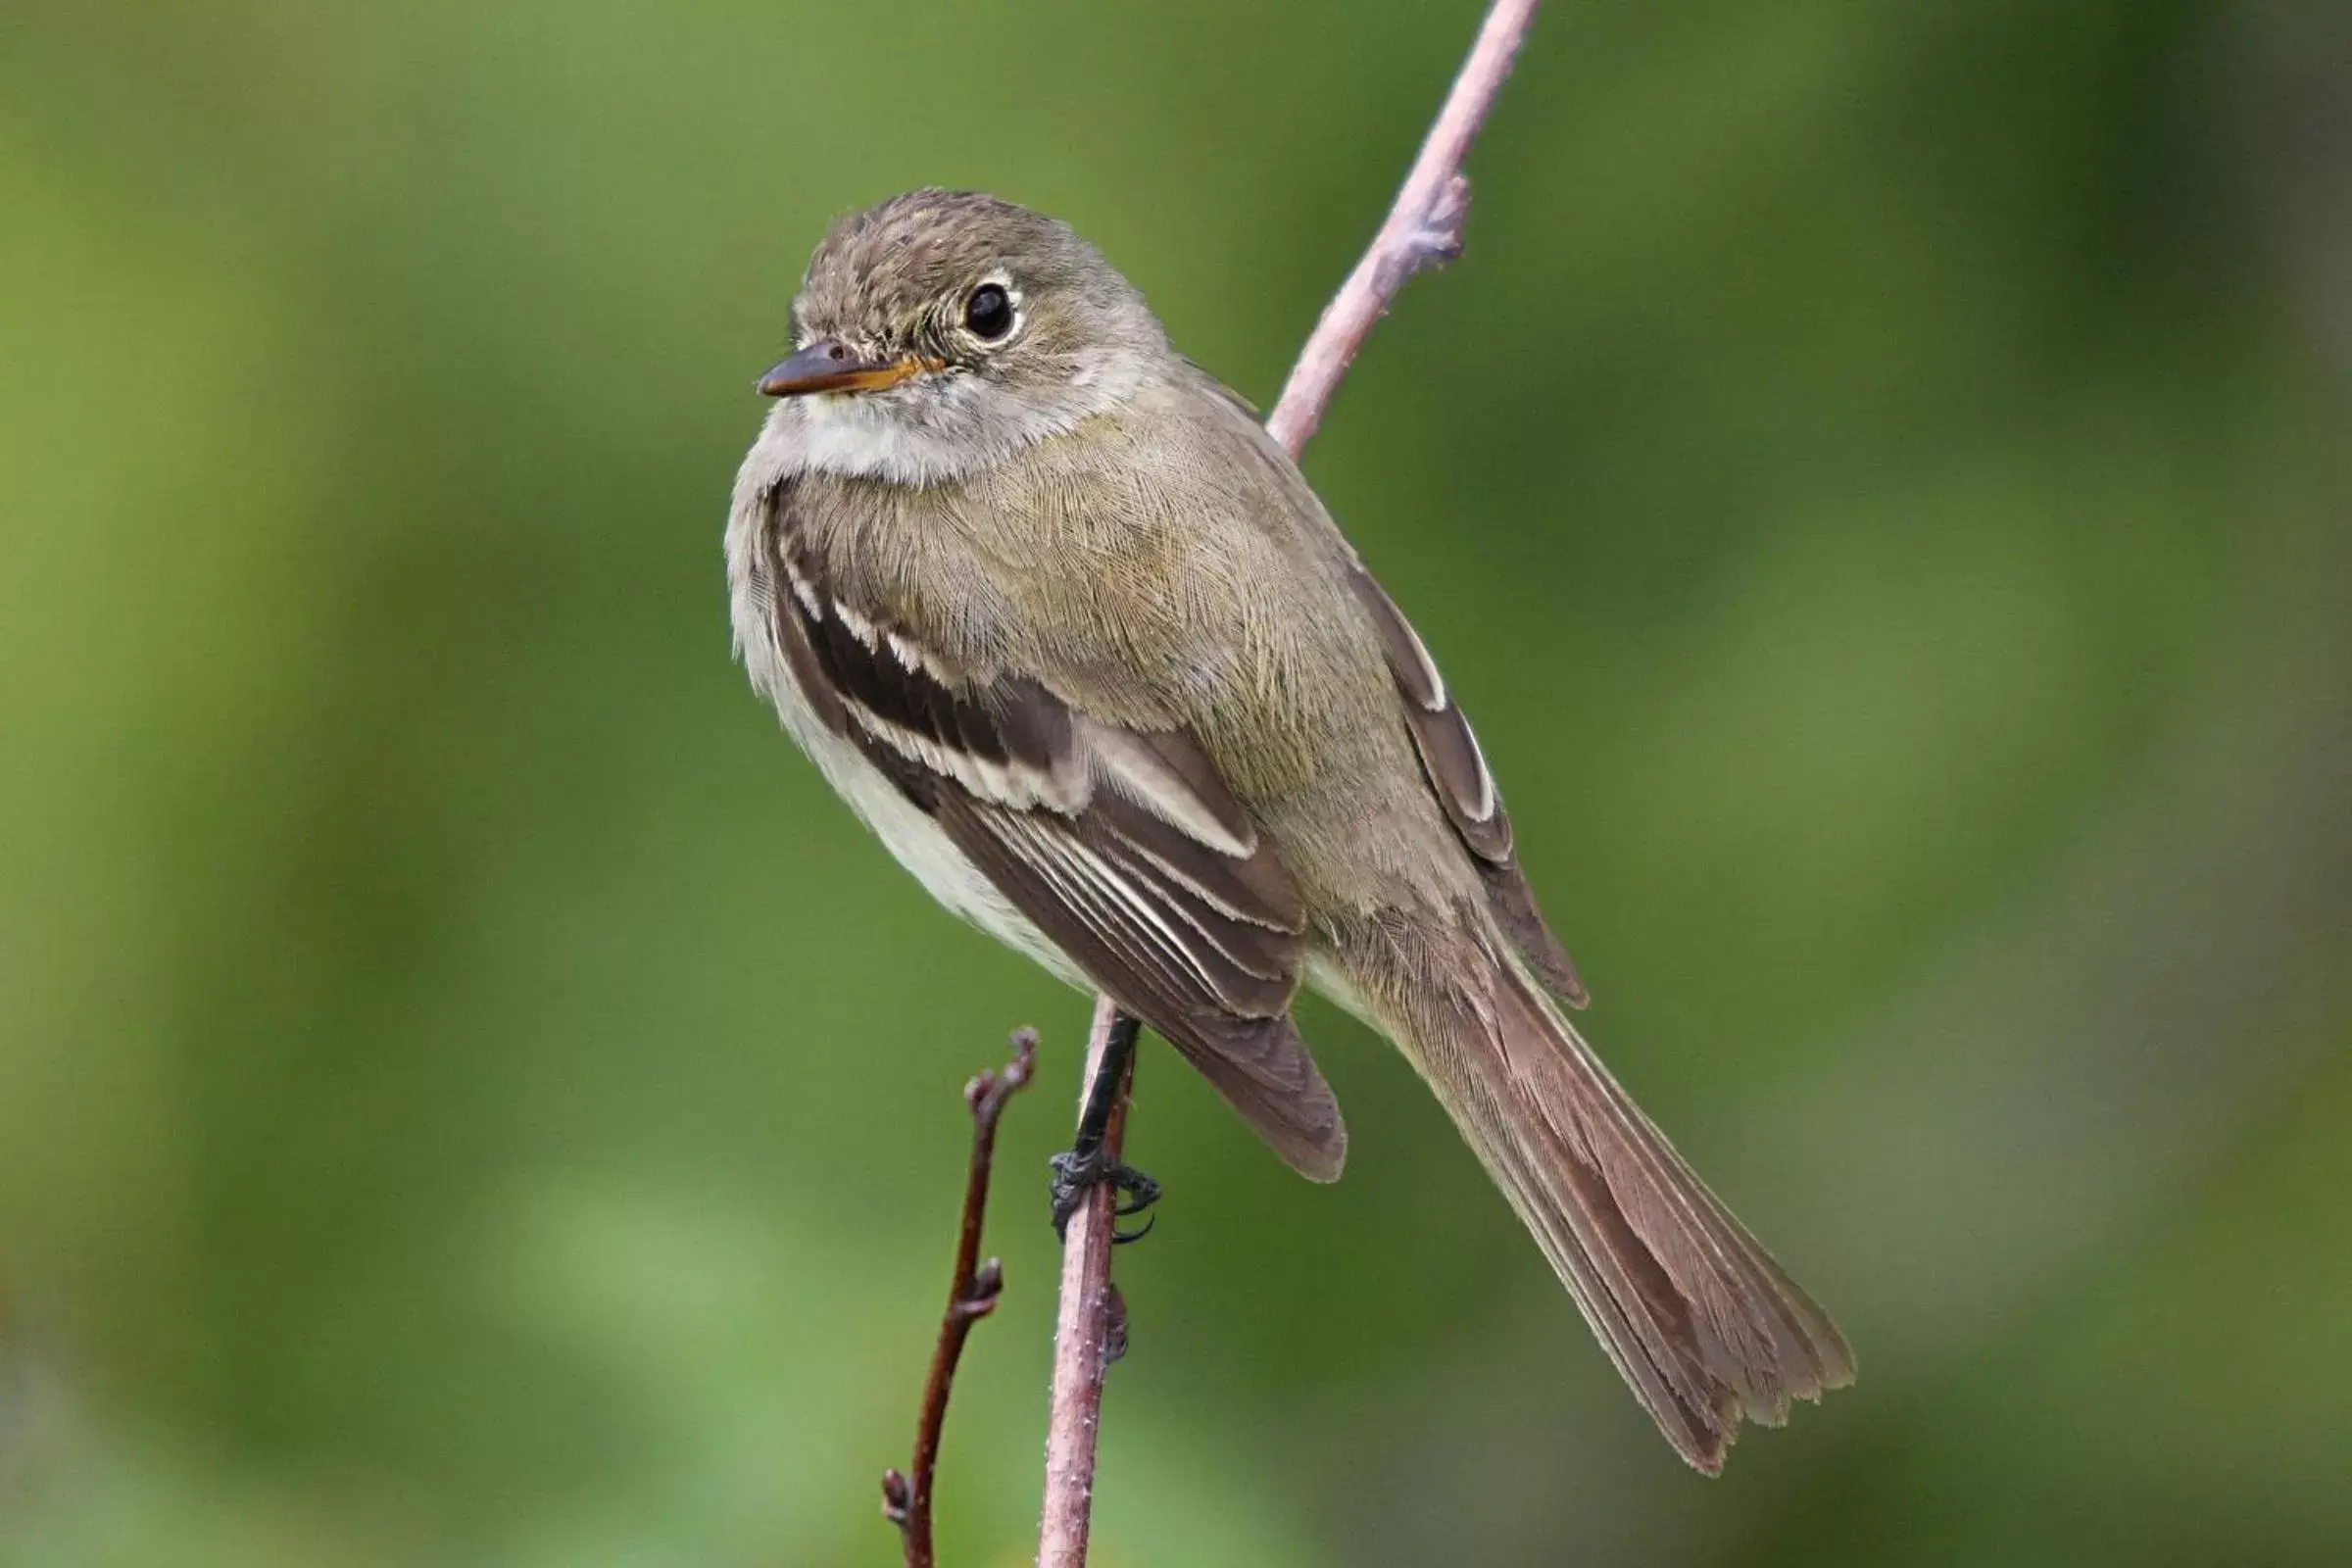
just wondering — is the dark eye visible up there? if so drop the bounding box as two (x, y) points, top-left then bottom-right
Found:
(963, 283), (1014, 340)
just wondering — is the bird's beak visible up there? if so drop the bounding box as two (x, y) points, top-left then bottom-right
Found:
(756, 341), (934, 397)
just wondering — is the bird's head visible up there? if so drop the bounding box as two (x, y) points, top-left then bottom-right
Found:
(759, 190), (1172, 483)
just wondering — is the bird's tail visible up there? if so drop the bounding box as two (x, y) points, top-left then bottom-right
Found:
(1378, 936), (1854, 1471)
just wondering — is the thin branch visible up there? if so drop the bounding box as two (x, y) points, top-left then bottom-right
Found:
(1038, 1), (1544, 1561)
(881, 1029), (1038, 1568)
(1036, 996), (1136, 1568)
(1266, 0), (1542, 461)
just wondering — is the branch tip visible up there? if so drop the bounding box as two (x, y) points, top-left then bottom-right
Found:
(1263, 0), (1540, 460)
(882, 1026), (1041, 1566)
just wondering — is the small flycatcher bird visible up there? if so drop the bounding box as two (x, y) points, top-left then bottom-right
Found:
(727, 190), (1852, 1471)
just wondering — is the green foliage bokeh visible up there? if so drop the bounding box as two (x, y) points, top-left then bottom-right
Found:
(3, 2), (2346, 1563)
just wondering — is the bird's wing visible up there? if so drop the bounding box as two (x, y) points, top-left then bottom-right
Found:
(1343, 566), (1590, 1006)
(1184, 371), (1592, 1008)
(762, 504), (1346, 1179)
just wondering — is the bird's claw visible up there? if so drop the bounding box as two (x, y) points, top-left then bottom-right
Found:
(1048, 1148), (1161, 1242)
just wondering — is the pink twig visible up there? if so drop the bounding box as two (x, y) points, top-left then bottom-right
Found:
(1036, 997), (1134, 1568)
(1266, 0), (1541, 461)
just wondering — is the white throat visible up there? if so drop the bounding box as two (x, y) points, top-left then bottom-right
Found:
(780, 350), (1152, 487)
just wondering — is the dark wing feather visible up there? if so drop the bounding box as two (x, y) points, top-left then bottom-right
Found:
(1345, 567), (1590, 1007)
(942, 800), (1342, 1175)
(769, 526), (1346, 1179)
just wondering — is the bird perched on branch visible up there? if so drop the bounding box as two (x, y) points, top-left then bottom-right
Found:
(726, 189), (1852, 1472)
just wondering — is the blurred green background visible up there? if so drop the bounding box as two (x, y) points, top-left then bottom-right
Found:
(4, 1), (2347, 1563)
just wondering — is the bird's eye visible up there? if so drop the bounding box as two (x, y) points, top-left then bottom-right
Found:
(963, 283), (1014, 340)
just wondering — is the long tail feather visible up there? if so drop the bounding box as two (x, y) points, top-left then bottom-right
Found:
(1392, 944), (1853, 1471)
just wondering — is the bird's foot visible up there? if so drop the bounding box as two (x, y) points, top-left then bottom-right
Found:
(1048, 1148), (1160, 1243)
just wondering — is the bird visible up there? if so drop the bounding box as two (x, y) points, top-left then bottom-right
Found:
(725, 189), (1852, 1472)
